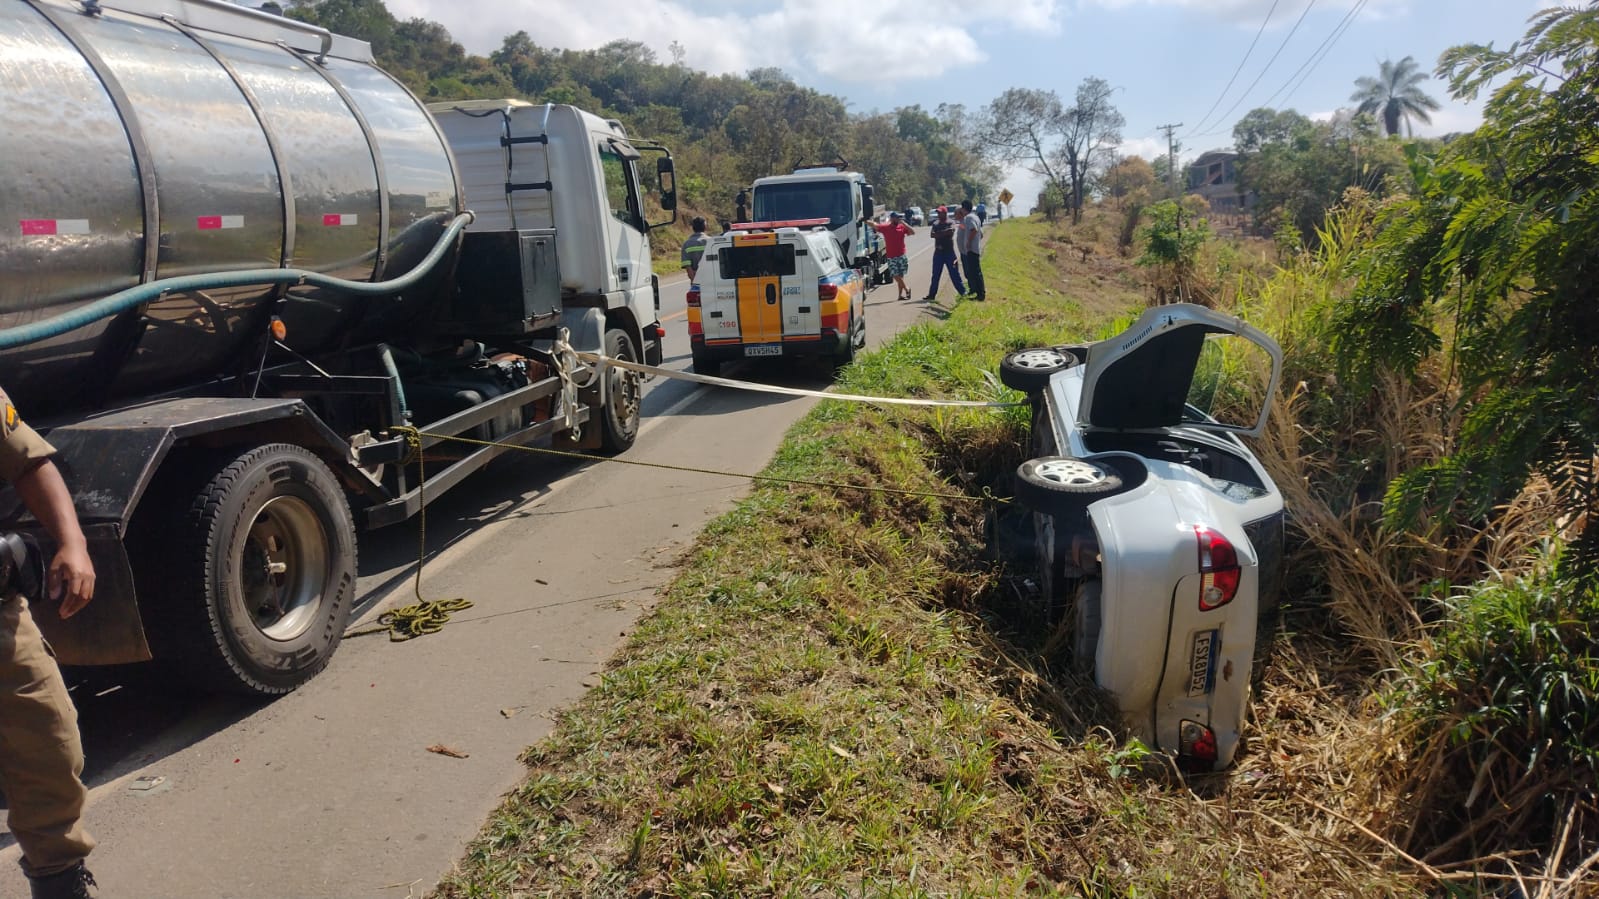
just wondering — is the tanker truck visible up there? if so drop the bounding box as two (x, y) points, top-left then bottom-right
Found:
(0, 0), (678, 695)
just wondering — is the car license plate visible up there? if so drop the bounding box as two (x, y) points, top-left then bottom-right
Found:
(744, 344), (782, 357)
(1187, 629), (1219, 697)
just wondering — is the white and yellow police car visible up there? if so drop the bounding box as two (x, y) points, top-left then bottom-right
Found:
(687, 218), (868, 376)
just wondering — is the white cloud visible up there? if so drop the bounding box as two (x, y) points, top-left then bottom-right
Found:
(387, 0), (1065, 83)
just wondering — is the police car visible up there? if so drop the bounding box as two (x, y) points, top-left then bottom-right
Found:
(687, 218), (868, 376)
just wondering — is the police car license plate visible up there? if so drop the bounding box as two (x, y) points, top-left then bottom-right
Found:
(1187, 629), (1219, 697)
(744, 344), (782, 357)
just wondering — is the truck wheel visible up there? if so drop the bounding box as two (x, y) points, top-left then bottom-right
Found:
(1014, 456), (1124, 516)
(134, 444), (356, 696)
(691, 353), (721, 377)
(599, 327), (641, 454)
(1000, 347), (1076, 393)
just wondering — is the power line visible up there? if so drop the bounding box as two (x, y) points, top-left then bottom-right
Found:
(1184, 0), (1319, 142)
(1184, 0), (1282, 138)
(1253, 0), (1368, 110)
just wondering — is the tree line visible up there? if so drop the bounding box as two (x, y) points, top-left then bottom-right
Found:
(282, 0), (997, 223)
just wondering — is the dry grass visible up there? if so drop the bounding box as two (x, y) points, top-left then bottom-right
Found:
(431, 213), (1595, 898)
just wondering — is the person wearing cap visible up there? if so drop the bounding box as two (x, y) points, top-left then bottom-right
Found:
(0, 387), (99, 899)
(869, 211), (916, 300)
(959, 200), (986, 301)
(922, 206), (965, 302)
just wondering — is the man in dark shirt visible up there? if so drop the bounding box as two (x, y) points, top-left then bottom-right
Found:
(922, 206), (966, 301)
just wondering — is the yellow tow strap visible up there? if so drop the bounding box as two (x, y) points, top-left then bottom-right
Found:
(345, 426), (474, 641)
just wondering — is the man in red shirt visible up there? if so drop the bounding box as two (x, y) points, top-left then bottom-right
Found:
(870, 211), (916, 300)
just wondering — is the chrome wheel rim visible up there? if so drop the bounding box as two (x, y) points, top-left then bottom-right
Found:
(1035, 458), (1109, 486)
(1011, 349), (1067, 370)
(242, 495), (329, 642)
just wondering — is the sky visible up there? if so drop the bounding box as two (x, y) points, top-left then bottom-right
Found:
(381, 0), (1548, 208)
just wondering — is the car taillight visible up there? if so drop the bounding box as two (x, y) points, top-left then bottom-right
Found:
(1195, 525), (1240, 611)
(686, 288), (701, 307)
(818, 282), (838, 300)
(1178, 719), (1218, 770)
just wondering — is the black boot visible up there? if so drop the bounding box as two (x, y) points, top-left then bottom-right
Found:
(28, 862), (98, 899)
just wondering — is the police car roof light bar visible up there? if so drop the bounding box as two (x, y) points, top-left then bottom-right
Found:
(731, 218), (830, 231)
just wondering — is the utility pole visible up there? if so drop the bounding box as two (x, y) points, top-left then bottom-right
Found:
(1158, 123), (1183, 196)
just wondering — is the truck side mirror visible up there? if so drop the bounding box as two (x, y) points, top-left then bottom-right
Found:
(657, 158), (677, 211)
(861, 184), (874, 218)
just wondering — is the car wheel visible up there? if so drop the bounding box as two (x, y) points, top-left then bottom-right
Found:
(1000, 347), (1077, 393)
(1071, 579), (1102, 676)
(131, 444), (357, 696)
(1014, 456), (1124, 516)
(599, 327), (641, 454)
(832, 321), (856, 374)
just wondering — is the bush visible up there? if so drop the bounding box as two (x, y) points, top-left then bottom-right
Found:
(1384, 560), (1599, 869)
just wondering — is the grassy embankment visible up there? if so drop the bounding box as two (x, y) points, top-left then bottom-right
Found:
(430, 213), (1561, 897)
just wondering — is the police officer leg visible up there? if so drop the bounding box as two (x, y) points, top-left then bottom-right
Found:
(0, 597), (96, 891)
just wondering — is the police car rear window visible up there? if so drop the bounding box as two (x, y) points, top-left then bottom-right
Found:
(720, 243), (797, 279)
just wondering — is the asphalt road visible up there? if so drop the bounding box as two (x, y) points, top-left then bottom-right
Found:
(0, 229), (971, 898)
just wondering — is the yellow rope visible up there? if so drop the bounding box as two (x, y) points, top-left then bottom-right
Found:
(411, 429), (1005, 505)
(345, 426), (474, 641)
(344, 421), (1003, 642)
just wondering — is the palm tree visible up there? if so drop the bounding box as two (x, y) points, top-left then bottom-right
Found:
(1350, 56), (1441, 137)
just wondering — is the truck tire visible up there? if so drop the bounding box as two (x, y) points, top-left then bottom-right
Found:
(1014, 456), (1124, 516)
(132, 444), (356, 696)
(1000, 347), (1076, 394)
(599, 327), (641, 454)
(691, 353), (721, 377)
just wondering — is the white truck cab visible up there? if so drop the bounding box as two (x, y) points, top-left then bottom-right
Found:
(751, 165), (887, 285)
(687, 219), (867, 376)
(427, 99), (674, 371)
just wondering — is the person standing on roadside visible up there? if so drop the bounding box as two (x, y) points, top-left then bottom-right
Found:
(869, 211), (916, 300)
(680, 216), (708, 283)
(959, 200), (986, 301)
(0, 387), (100, 899)
(922, 206), (965, 301)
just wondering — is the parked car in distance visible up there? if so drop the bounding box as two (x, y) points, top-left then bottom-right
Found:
(906, 206), (924, 225)
(1000, 304), (1286, 772)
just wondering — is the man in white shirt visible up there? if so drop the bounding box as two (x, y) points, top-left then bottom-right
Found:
(959, 200), (986, 301)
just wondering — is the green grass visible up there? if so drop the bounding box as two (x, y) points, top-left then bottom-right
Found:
(431, 216), (1426, 898)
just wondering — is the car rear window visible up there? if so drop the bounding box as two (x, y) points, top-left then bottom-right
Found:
(720, 243), (797, 279)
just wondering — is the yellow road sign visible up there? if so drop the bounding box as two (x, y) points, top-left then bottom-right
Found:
(998, 188), (1014, 205)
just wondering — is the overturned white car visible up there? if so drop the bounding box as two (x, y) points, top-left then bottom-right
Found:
(1001, 304), (1286, 772)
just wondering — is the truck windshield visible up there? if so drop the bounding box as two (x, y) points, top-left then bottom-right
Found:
(752, 182), (853, 228)
(720, 243), (797, 279)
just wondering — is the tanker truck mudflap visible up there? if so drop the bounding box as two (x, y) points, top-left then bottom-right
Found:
(16, 524), (147, 667)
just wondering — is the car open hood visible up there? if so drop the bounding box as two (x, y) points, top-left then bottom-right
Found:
(1076, 304), (1283, 438)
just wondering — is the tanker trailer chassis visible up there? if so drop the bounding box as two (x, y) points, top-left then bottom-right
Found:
(0, 315), (616, 696)
(0, 0), (675, 695)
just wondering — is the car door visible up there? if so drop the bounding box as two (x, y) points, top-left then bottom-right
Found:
(595, 136), (650, 310)
(1075, 304), (1283, 437)
(783, 235), (824, 340)
(726, 231), (793, 353)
